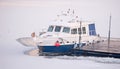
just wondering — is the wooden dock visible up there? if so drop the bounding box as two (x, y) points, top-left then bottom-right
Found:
(26, 37), (120, 57)
(82, 38), (120, 54)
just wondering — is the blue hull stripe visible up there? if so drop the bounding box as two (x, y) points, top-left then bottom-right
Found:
(40, 44), (74, 53)
(38, 43), (86, 53)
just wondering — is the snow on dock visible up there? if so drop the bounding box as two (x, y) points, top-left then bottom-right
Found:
(82, 38), (120, 54)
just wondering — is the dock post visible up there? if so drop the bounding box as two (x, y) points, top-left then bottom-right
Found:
(92, 40), (95, 50)
(108, 15), (112, 52)
(78, 21), (82, 49)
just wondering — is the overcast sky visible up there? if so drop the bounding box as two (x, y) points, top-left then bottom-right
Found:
(0, 0), (120, 39)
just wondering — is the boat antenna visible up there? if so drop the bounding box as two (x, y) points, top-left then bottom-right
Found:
(108, 14), (112, 51)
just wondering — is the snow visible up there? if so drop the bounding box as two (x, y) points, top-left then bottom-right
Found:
(0, 36), (120, 69)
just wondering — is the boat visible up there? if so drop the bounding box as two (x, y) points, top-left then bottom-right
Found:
(17, 9), (101, 55)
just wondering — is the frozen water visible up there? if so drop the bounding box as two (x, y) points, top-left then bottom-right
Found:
(0, 36), (120, 69)
(44, 56), (120, 64)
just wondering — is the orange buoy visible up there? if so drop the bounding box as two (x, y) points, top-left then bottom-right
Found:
(31, 32), (35, 37)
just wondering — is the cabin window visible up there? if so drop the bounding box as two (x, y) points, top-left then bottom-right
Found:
(55, 26), (61, 32)
(78, 28), (82, 34)
(71, 28), (77, 34)
(82, 27), (86, 34)
(48, 26), (54, 32)
(63, 27), (70, 33)
(89, 24), (96, 35)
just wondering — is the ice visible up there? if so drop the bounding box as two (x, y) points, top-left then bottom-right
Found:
(47, 56), (120, 64)
(0, 36), (120, 69)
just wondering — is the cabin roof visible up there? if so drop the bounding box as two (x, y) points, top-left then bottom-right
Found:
(50, 21), (95, 28)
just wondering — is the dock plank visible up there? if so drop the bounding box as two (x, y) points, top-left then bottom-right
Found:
(82, 39), (120, 53)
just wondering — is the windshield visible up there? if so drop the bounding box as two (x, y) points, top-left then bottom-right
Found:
(71, 28), (77, 34)
(48, 26), (54, 32)
(82, 27), (86, 34)
(63, 27), (70, 33)
(55, 26), (61, 32)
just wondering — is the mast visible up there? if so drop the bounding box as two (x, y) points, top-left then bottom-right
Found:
(79, 21), (82, 48)
(108, 14), (112, 51)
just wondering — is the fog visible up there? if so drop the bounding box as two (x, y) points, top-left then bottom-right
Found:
(0, 0), (120, 69)
(0, 0), (120, 38)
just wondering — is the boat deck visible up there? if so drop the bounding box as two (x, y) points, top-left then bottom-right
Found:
(82, 38), (120, 54)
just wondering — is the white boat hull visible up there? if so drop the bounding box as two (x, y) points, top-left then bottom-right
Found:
(16, 37), (37, 46)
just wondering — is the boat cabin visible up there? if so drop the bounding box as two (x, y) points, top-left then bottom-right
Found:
(47, 22), (97, 36)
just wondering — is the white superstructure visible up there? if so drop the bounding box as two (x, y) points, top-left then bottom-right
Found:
(17, 9), (101, 47)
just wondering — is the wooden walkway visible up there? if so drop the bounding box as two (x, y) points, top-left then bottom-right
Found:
(82, 39), (120, 53)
